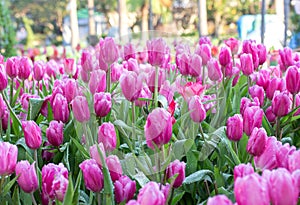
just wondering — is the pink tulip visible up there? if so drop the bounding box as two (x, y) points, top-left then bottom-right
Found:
(199, 36), (212, 45)
(46, 60), (59, 78)
(243, 106), (263, 136)
(0, 64), (8, 91)
(124, 43), (136, 60)
(271, 91), (292, 117)
(147, 67), (166, 93)
(79, 159), (104, 192)
(292, 170), (300, 194)
(22, 120), (42, 149)
(127, 58), (139, 72)
(188, 95), (206, 123)
(265, 106), (276, 123)
(126, 200), (140, 205)
(120, 70), (143, 102)
(224, 37), (239, 54)
(81, 48), (98, 72)
(33, 60), (45, 81)
(18, 56), (32, 80)
(114, 175), (136, 203)
(159, 80), (174, 104)
(247, 127), (267, 156)
(279, 47), (294, 71)
(15, 161), (38, 193)
(134, 85), (152, 107)
(255, 69), (270, 90)
(286, 66), (300, 94)
(249, 85), (264, 107)
(42, 163), (69, 203)
(219, 46), (231, 67)
(51, 93), (69, 123)
(288, 150), (300, 172)
(266, 77), (285, 100)
(263, 168), (298, 205)
(242, 40), (259, 69)
(144, 108), (172, 149)
(46, 120), (64, 146)
(207, 58), (223, 81)
(257, 44), (267, 65)
(254, 136), (280, 170)
(89, 69), (106, 95)
(177, 52), (190, 76)
(94, 92), (111, 117)
(137, 182), (166, 205)
(5, 56), (19, 78)
(71, 96), (90, 123)
(106, 155), (123, 182)
(111, 62), (124, 83)
(189, 54), (202, 77)
(233, 163), (254, 181)
(63, 78), (78, 103)
(178, 81), (205, 101)
(240, 53), (254, 76)
(0, 142), (18, 176)
(97, 122), (116, 152)
(207, 195), (233, 205)
(166, 160), (186, 188)
(99, 37), (119, 64)
(89, 143), (106, 167)
(239, 97), (260, 115)
(226, 114), (243, 141)
(234, 173), (270, 205)
(276, 143), (296, 169)
(147, 38), (170, 67)
(195, 44), (212, 65)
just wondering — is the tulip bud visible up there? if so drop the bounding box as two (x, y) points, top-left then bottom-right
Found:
(51, 93), (69, 123)
(233, 163), (254, 181)
(219, 46), (231, 67)
(98, 122), (117, 152)
(114, 175), (136, 204)
(71, 96), (90, 123)
(286, 66), (300, 94)
(176, 52), (190, 76)
(33, 60), (45, 81)
(271, 91), (292, 117)
(81, 49), (98, 72)
(207, 58), (223, 81)
(0, 64), (8, 91)
(195, 44), (212, 65)
(89, 143), (106, 167)
(166, 160), (186, 188)
(147, 38), (170, 67)
(249, 85), (264, 107)
(94, 92), (111, 117)
(106, 155), (123, 182)
(79, 159), (104, 192)
(63, 79), (78, 103)
(276, 143), (296, 169)
(124, 43), (136, 60)
(127, 58), (139, 72)
(137, 182), (166, 205)
(188, 95), (206, 123)
(207, 195), (233, 205)
(5, 56), (19, 78)
(247, 127), (267, 156)
(0, 142), (18, 176)
(240, 97), (260, 115)
(257, 44), (267, 65)
(22, 120), (42, 149)
(263, 168), (298, 205)
(147, 67), (166, 93)
(46, 120), (64, 146)
(111, 62), (124, 83)
(15, 161), (38, 193)
(120, 71), (143, 102)
(46, 60), (58, 78)
(100, 37), (119, 64)
(265, 106), (276, 123)
(145, 108), (172, 149)
(255, 69), (270, 90)
(89, 69), (106, 95)
(188, 53), (202, 77)
(134, 85), (152, 107)
(243, 106), (263, 136)
(18, 56), (32, 80)
(234, 173), (270, 205)
(279, 47), (294, 70)
(266, 77), (285, 100)
(224, 37), (239, 54)
(226, 114), (243, 141)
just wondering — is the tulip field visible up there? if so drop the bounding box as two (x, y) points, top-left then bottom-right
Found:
(1, 36), (300, 205)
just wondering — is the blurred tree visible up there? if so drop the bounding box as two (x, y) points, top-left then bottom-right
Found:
(69, 0), (79, 48)
(88, 0), (96, 35)
(0, 0), (16, 57)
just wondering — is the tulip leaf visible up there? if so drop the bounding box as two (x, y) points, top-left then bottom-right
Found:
(70, 137), (89, 159)
(171, 190), (185, 205)
(63, 173), (74, 205)
(27, 98), (44, 120)
(173, 139), (194, 160)
(12, 186), (20, 205)
(183, 170), (213, 184)
(72, 171), (82, 205)
(262, 114), (274, 136)
(133, 171), (150, 187)
(11, 82), (22, 107)
(2, 174), (19, 196)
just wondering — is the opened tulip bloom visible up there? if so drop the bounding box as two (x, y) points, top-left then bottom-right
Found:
(15, 160), (38, 193)
(79, 159), (104, 192)
(22, 120), (42, 149)
(0, 141), (18, 176)
(106, 155), (123, 182)
(166, 160), (186, 188)
(114, 175), (136, 203)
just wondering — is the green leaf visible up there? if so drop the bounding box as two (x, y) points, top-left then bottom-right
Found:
(171, 191), (185, 205)
(70, 137), (89, 159)
(173, 139), (194, 160)
(11, 83), (22, 107)
(3, 174), (19, 196)
(262, 114), (274, 136)
(183, 170), (214, 185)
(12, 186), (20, 205)
(133, 171), (150, 187)
(72, 171), (82, 205)
(214, 166), (225, 188)
(27, 98), (44, 120)
(63, 174), (74, 205)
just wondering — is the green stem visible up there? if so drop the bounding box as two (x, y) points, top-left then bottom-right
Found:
(34, 149), (39, 171)
(83, 123), (91, 149)
(22, 79), (25, 93)
(247, 76), (251, 92)
(0, 175), (5, 194)
(37, 81), (40, 96)
(106, 65), (111, 93)
(32, 79), (35, 95)
(168, 188), (175, 204)
(1, 91), (22, 128)
(0, 118), (2, 141)
(234, 141), (238, 156)
(97, 192), (101, 205)
(154, 66), (159, 108)
(132, 102), (136, 141)
(276, 117), (281, 140)
(10, 78), (14, 106)
(292, 93), (296, 110)
(204, 180), (210, 196)
(199, 123), (205, 140)
(232, 54), (235, 67)
(31, 192), (37, 205)
(202, 65), (206, 86)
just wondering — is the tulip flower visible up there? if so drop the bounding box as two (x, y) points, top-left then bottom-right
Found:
(188, 53), (202, 77)
(243, 106), (263, 136)
(137, 182), (166, 205)
(33, 60), (45, 81)
(15, 161), (38, 193)
(63, 78), (78, 103)
(219, 46), (231, 67)
(114, 175), (136, 203)
(89, 143), (106, 167)
(247, 127), (267, 156)
(71, 96), (90, 123)
(106, 155), (123, 182)
(0, 64), (8, 91)
(257, 44), (267, 65)
(81, 48), (98, 72)
(271, 91), (292, 117)
(195, 44), (212, 65)
(79, 159), (104, 192)
(18, 56), (32, 80)
(255, 69), (270, 90)
(147, 67), (166, 93)
(46, 120), (64, 147)
(94, 92), (111, 117)
(207, 195), (233, 205)
(285, 66), (300, 94)
(224, 37), (239, 54)
(134, 85), (152, 107)
(249, 85), (264, 107)
(99, 37), (119, 64)
(279, 47), (294, 71)
(276, 143), (296, 169)
(207, 58), (223, 81)
(242, 40), (259, 69)
(89, 69), (106, 94)
(120, 70), (143, 102)
(147, 38), (170, 67)
(97, 122), (117, 152)
(288, 150), (300, 172)
(165, 160), (186, 188)
(144, 108), (172, 149)
(124, 43), (136, 60)
(127, 58), (139, 72)
(240, 97), (260, 115)
(266, 77), (285, 100)
(22, 120), (42, 149)
(5, 56), (19, 78)
(0, 141), (18, 176)
(226, 114), (243, 141)
(265, 106), (276, 123)
(240, 53), (254, 76)
(233, 163), (254, 181)
(188, 95), (206, 123)
(51, 93), (69, 123)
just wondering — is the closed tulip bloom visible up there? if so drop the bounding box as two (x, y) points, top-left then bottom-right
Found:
(286, 66), (300, 94)
(147, 38), (170, 67)
(42, 163), (69, 203)
(15, 161), (38, 193)
(240, 97), (260, 115)
(166, 160), (186, 188)
(188, 95), (206, 123)
(279, 47), (294, 70)
(46, 59), (59, 78)
(234, 173), (270, 205)
(137, 182), (166, 205)
(89, 69), (106, 94)
(120, 71), (143, 102)
(207, 195), (233, 205)
(46, 120), (64, 146)
(89, 143), (106, 167)
(124, 43), (136, 60)
(288, 150), (300, 172)
(257, 44), (267, 65)
(233, 163), (254, 181)
(106, 155), (123, 182)
(276, 143), (296, 169)
(195, 44), (212, 65)
(22, 120), (42, 149)
(5, 56), (19, 78)
(255, 69), (270, 90)
(145, 108), (172, 149)
(79, 159), (104, 192)
(207, 58), (223, 81)
(33, 60), (45, 81)
(247, 127), (267, 156)
(266, 77), (285, 100)
(111, 62), (124, 83)
(97, 122), (117, 152)
(51, 93), (69, 123)
(219, 46), (231, 67)
(188, 53), (202, 77)
(147, 67), (166, 93)
(0, 64), (8, 91)
(81, 48), (98, 72)
(63, 79), (78, 103)
(271, 91), (292, 117)
(263, 168), (298, 205)
(127, 58), (139, 72)
(94, 92), (111, 117)
(249, 85), (264, 107)
(0, 142), (18, 176)
(159, 80), (174, 104)
(176, 52), (190, 76)
(18, 56), (32, 80)
(100, 37), (119, 64)
(243, 106), (263, 136)
(225, 37), (239, 54)
(265, 106), (276, 123)
(114, 175), (136, 203)
(240, 53), (254, 76)
(254, 136), (280, 170)
(226, 114), (243, 141)
(71, 96), (90, 123)
(134, 85), (152, 107)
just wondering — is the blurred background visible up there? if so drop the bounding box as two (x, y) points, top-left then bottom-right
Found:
(0, 0), (300, 57)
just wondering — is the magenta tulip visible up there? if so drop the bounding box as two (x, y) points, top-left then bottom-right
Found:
(226, 114), (243, 141)
(33, 60), (45, 81)
(276, 143), (296, 169)
(89, 69), (106, 94)
(0, 64), (8, 91)
(120, 70), (143, 102)
(271, 91), (292, 117)
(114, 175), (136, 204)
(5, 56), (19, 78)
(207, 58), (223, 81)
(124, 43), (136, 60)
(188, 95), (207, 123)
(71, 96), (90, 122)
(255, 69), (270, 90)
(207, 195), (233, 205)
(100, 37), (119, 64)
(166, 160), (186, 188)
(147, 67), (166, 93)
(265, 106), (276, 123)
(46, 120), (64, 146)
(94, 92), (111, 117)
(219, 46), (231, 67)
(106, 155), (123, 182)
(249, 85), (264, 107)
(240, 53), (254, 76)
(97, 122), (117, 152)
(233, 163), (254, 181)
(0, 142), (18, 176)
(127, 58), (139, 72)
(188, 53), (202, 77)
(63, 78), (78, 103)
(18, 56), (32, 80)
(243, 106), (263, 136)
(22, 120), (42, 149)
(257, 44), (267, 65)
(195, 44), (212, 65)
(288, 150), (300, 172)
(89, 143), (106, 167)
(279, 47), (294, 70)
(286, 66), (300, 94)
(176, 52), (190, 76)
(266, 77), (285, 100)
(137, 182), (166, 205)
(239, 97), (260, 115)
(247, 127), (267, 156)
(15, 160), (38, 193)
(224, 37), (239, 54)
(51, 93), (69, 123)
(144, 108), (172, 149)
(79, 159), (104, 192)
(147, 38), (170, 67)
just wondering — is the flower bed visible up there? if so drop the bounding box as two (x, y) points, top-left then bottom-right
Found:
(0, 36), (300, 205)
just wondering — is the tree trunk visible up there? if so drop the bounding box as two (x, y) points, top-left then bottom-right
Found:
(118, 0), (128, 42)
(198, 0), (208, 36)
(70, 0), (79, 49)
(141, 0), (149, 41)
(88, 0), (96, 35)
